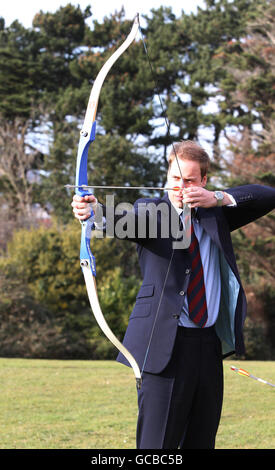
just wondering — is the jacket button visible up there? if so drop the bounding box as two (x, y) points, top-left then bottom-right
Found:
(172, 314), (180, 319)
(185, 268), (190, 274)
(179, 291), (185, 296)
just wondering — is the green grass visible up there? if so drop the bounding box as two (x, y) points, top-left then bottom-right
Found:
(0, 358), (274, 449)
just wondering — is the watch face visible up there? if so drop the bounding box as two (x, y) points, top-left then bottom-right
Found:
(215, 191), (223, 200)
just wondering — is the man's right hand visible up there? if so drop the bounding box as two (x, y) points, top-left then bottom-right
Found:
(71, 194), (98, 221)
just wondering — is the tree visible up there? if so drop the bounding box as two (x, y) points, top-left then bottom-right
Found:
(162, 0), (261, 167)
(0, 19), (40, 121)
(0, 220), (140, 359)
(215, 0), (275, 185)
(0, 114), (44, 220)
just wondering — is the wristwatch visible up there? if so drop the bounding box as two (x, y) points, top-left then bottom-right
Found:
(214, 190), (224, 206)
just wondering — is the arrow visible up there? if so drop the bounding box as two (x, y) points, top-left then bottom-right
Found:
(65, 184), (182, 191)
(231, 365), (275, 388)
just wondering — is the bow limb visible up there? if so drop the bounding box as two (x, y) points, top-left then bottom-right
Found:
(75, 14), (140, 192)
(75, 15), (142, 389)
(82, 260), (142, 388)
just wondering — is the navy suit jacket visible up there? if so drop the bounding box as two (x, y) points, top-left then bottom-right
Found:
(116, 184), (275, 374)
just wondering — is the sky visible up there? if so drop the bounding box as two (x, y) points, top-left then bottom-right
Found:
(1, 0), (206, 27)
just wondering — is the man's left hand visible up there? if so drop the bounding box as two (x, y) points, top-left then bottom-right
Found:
(182, 187), (231, 208)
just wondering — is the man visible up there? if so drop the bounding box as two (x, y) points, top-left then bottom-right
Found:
(72, 140), (275, 449)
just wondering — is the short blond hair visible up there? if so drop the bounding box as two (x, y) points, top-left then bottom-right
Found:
(168, 141), (210, 178)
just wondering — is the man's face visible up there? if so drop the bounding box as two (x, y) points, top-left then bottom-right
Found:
(167, 158), (207, 208)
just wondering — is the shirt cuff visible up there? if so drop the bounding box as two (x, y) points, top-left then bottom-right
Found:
(225, 192), (237, 206)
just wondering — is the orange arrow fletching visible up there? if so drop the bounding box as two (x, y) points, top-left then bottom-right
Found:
(231, 366), (250, 377)
(238, 368), (250, 377)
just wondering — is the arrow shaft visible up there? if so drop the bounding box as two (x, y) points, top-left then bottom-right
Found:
(66, 184), (179, 191)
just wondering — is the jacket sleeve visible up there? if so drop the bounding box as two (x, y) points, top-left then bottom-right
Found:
(99, 196), (175, 245)
(223, 184), (275, 232)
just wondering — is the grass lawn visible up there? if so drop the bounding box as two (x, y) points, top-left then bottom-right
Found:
(0, 358), (274, 449)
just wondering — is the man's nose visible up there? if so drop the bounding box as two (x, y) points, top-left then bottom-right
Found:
(179, 180), (185, 191)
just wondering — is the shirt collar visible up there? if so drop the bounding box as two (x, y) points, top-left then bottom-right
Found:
(172, 203), (198, 218)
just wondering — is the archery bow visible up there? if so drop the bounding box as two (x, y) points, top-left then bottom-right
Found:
(75, 14), (142, 390)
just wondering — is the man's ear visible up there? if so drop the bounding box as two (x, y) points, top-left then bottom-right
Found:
(201, 175), (207, 187)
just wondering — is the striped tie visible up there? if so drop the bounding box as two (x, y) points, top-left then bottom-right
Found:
(187, 220), (208, 327)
